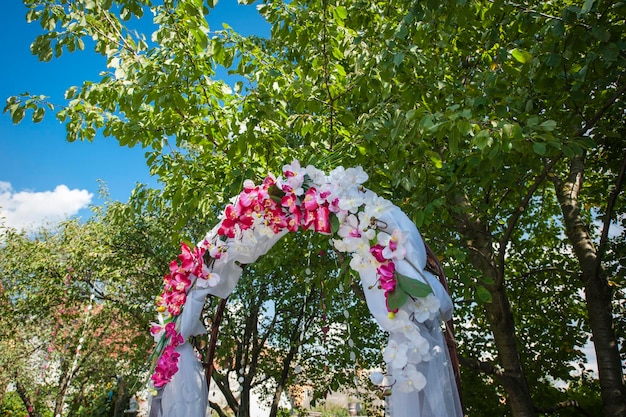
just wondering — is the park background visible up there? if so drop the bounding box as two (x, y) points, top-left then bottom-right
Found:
(1, 1), (624, 417)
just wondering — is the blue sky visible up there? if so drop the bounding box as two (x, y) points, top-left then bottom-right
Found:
(1, 1), (269, 230)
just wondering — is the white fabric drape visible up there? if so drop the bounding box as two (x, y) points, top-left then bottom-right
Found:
(368, 206), (463, 417)
(151, 205), (462, 417)
(150, 229), (287, 417)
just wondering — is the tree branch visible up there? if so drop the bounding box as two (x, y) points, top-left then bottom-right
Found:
(535, 400), (593, 417)
(579, 82), (626, 137)
(457, 355), (505, 378)
(498, 157), (561, 280)
(596, 145), (626, 276)
(209, 400), (229, 417)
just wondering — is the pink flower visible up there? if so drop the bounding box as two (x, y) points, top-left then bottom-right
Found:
(165, 322), (177, 339)
(302, 210), (317, 229)
(151, 345), (181, 387)
(167, 271), (191, 292)
(370, 244), (386, 263)
(314, 205), (331, 234)
(178, 243), (195, 271)
(263, 174), (276, 188)
(328, 197), (341, 213)
(377, 262), (397, 293)
(281, 194), (298, 213)
(302, 188), (319, 211)
(286, 207), (302, 232)
(166, 292), (186, 316)
(265, 207), (288, 233)
(238, 186), (258, 208)
(150, 323), (163, 336)
(218, 205), (239, 238)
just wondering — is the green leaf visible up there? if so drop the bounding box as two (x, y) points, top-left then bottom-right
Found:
(386, 287), (408, 312)
(539, 120), (557, 131)
(474, 130), (492, 150)
(11, 107), (25, 124)
(526, 116), (539, 127)
(396, 272), (432, 299)
(476, 286), (493, 303)
(427, 151), (443, 169)
(32, 107), (45, 123)
(562, 144), (575, 157)
(393, 52), (404, 67)
(331, 47), (344, 60)
(510, 48), (533, 64)
(334, 6), (347, 20)
(532, 142), (546, 155)
(413, 211), (425, 227)
(582, 0), (595, 14)
(330, 213), (340, 235)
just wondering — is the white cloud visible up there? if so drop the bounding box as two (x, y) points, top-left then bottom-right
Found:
(0, 181), (93, 230)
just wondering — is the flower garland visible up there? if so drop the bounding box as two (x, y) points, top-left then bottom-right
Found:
(148, 160), (439, 394)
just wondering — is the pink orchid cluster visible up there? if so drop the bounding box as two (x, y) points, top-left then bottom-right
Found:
(157, 243), (207, 316)
(370, 244), (398, 314)
(150, 243), (207, 389)
(150, 322), (184, 387)
(216, 173), (336, 239)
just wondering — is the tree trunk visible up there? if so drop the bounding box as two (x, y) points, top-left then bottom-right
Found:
(552, 156), (626, 417)
(452, 192), (537, 417)
(269, 289), (316, 417)
(483, 283), (536, 417)
(54, 362), (72, 417)
(14, 374), (42, 417)
(113, 376), (130, 417)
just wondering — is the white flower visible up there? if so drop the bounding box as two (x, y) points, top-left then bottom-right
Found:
(343, 166), (368, 187)
(332, 238), (348, 253)
(349, 254), (377, 285)
(406, 333), (431, 364)
(305, 165), (327, 186)
(388, 312), (421, 341)
(363, 195), (393, 220)
(328, 166), (346, 186)
(337, 192), (365, 213)
(337, 214), (360, 238)
(208, 239), (229, 261)
(197, 272), (220, 288)
(243, 179), (256, 190)
(255, 221), (277, 239)
(395, 364), (427, 392)
(411, 293), (441, 323)
(387, 310), (411, 330)
(340, 235), (371, 254)
(383, 339), (408, 369)
(377, 229), (407, 260)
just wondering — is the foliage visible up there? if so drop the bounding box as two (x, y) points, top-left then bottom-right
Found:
(0, 198), (181, 416)
(205, 232), (385, 417)
(5, 0), (626, 416)
(0, 391), (53, 417)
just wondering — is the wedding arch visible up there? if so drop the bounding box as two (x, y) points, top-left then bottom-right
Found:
(147, 161), (463, 417)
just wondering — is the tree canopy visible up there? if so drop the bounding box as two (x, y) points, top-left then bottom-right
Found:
(5, 0), (625, 416)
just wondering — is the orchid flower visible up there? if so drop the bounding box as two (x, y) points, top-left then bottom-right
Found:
(383, 339), (408, 369)
(411, 293), (441, 323)
(395, 364), (427, 393)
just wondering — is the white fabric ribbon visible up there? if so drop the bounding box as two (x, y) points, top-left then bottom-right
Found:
(152, 205), (461, 417)
(365, 206), (463, 417)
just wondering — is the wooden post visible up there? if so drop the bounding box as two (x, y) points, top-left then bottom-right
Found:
(205, 298), (229, 391)
(424, 242), (463, 408)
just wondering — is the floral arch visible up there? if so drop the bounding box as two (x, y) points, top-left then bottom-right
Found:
(147, 161), (463, 417)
